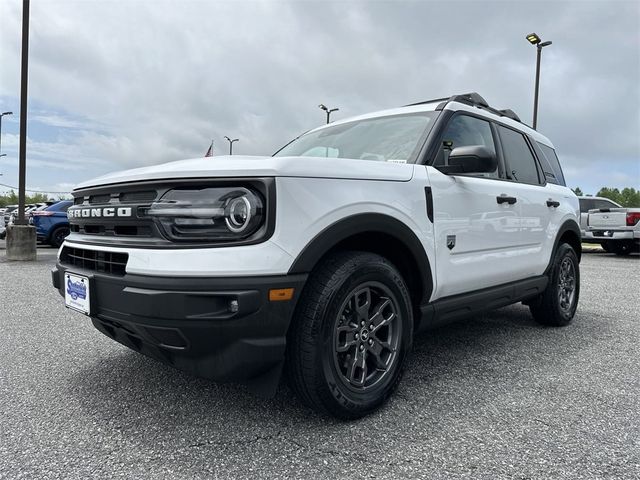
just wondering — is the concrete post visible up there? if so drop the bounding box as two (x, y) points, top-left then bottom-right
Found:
(5, 225), (37, 261)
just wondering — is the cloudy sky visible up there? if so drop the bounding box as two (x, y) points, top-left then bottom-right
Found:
(0, 0), (638, 196)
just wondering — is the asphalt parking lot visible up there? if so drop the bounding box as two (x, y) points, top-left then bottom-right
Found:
(0, 242), (638, 479)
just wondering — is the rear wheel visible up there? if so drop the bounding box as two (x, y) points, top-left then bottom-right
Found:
(287, 251), (413, 419)
(530, 243), (580, 327)
(49, 226), (70, 248)
(612, 240), (636, 256)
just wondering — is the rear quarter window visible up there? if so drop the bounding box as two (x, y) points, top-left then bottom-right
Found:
(536, 142), (566, 186)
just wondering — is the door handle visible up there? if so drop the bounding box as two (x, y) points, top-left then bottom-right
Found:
(496, 195), (517, 205)
(546, 199), (560, 208)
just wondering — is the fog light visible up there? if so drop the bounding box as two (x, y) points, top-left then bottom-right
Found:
(229, 299), (239, 313)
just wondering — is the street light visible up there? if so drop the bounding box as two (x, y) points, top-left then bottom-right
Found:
(526, 32), (552, 130)
(318, 104), (339, 124)
(0, 111), (13, 156)
(224, 136), (239, 155)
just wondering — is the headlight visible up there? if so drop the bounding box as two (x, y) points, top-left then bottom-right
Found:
(146, 187), (264, 242)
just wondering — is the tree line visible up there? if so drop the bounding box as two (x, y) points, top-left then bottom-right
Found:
(571, 187), (639, 207)
(0, 190), (67, 208)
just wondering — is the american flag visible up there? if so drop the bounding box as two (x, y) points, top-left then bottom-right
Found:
(204, 141), (213, 157)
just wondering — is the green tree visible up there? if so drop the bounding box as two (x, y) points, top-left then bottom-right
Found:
(618, 187), (640, 207)
(572, 187), (584, 196)
(596, 187), (640, 207)
(596, 187), (622, 204)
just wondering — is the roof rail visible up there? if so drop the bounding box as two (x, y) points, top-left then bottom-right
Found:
(404, 96), (450, 107)
(498, 109), (521, 122)
(449, 92), (489, 108)
(404, 92), (524, 125)
(433, 92), (524, 125)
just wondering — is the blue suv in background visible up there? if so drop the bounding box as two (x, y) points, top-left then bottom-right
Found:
(31, 200), (73, 247)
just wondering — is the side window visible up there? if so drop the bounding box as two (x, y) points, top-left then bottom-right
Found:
(498, 126), (540, 185)
(434, 115), (498, 178)
(536, 142), (566, 186)
(579, 198), (594, 213)
(593, 199), (619, 209)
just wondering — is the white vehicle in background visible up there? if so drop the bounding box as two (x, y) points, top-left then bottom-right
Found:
(587, 206), (640, 256)
(577, 196), (621, 243)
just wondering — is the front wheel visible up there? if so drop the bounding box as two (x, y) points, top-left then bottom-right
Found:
(530, 243), (580, 327)
(287, 251), (413, 419)
(602, 241), (615, 253)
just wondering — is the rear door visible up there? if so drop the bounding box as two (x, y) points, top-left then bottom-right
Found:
(496, 125), (556, 277)
(427, 113), (525, 299)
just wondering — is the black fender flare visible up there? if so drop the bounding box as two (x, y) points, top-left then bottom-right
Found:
(545, 219), (581, 274)
(287, 213), (434, 301)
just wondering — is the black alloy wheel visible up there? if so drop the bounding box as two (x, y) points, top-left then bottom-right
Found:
(51, 226), (70, 248)
(332, 283), (402, 391)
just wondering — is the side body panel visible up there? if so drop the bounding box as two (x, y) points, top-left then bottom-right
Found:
(515, 182), (579, 277)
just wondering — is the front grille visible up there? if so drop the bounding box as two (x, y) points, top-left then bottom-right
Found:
(60, 246), (128, 275)
(70, 187), (160, 240)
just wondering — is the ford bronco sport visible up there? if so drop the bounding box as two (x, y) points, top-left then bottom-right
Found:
(52, 93), (581, 419)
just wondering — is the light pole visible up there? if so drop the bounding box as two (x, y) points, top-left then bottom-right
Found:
(318, 104), (339, 124)
(526, 33), (552, 130)
(224, 136), (239, 155)
(0, 111), (13, 156)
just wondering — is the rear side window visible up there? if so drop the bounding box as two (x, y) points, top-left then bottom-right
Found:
(536, 142), (566, 186)
(579, 198), (594, 213)
(593, 199), (619, 209)
(498, 126), (540, 185)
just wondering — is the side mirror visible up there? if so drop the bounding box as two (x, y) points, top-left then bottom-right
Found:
(438, 145), (497, 175)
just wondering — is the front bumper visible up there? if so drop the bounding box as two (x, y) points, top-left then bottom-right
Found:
(52, 263), (307, 393)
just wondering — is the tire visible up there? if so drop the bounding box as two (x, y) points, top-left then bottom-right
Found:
(612, 240), (636, 256)
(529, 243), (580, 327)
(602, 241), (615, 253)
(286, 251), (413, 419)
(49, 226), (70, 248)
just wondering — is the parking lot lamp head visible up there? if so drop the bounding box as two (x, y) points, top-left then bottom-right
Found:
(318, 104), (339, 124)
(224, 136), (239, 155)
(526, 33), (541, 45)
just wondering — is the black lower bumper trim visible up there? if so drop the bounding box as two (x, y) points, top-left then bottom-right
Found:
(52, 263), (307, 393)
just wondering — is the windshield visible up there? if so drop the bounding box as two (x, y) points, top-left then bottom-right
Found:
(274, 112), (437, 163)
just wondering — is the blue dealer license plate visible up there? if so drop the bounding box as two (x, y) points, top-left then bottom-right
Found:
(64, 272), (91, 315)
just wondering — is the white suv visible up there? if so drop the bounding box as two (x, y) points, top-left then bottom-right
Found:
(53, 93), (581, 419)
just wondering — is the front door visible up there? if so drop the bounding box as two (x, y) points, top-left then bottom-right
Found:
(427, 113), (526, 299)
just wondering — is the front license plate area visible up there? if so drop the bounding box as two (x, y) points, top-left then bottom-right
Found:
(65, 272), (91, 315)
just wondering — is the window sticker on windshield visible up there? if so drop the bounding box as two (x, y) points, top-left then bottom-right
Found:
(387, 159), (407, 164)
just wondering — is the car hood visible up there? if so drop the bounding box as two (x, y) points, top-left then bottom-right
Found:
(75, 155), (415, 190)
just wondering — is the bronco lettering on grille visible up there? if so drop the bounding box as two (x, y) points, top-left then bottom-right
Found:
(68, 207), (133, 218)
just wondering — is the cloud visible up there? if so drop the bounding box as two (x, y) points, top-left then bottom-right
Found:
(0, 0), (638, 194)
